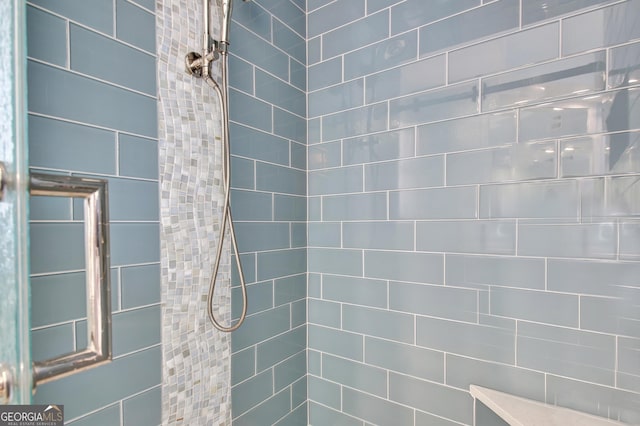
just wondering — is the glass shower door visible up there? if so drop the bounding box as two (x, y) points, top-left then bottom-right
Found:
(0, 0), (32, 404)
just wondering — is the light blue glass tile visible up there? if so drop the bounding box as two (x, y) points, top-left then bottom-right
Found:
(563, 1), (640, 55)
(518, 321), (615, 386)
(293, 298), (308, 328)
(290, 59), (306, 91)
(322, 103), (388, 141)
(230, 189), (273, 221)
(232, 369), (274, 417)
(34, 347), (161, 420)
(232, 0), (271, 41)
(417, 111), (516, 155)
(128, 0), (154, 11)
(618, 337), (640, 393)
(447, 355), (545, 401)
(580, 176), (640, 219)
(391, 0), (479, 35)
(309, 78), (364, 118)
(308, 273), (322, 299)
(308, 0), (365, 38)
(231, 156), (255, 190)
(257, 248), (306, 281)
(229, 55), (255, 94)
(561, 132), (640, 177)
(106, 177), (159, 221)
(119, 134), (158, 179)
(30, 0), (112, 34)
(416, 410), (464, 426)
(308, 248), (362, 276)
(256, 162), (305, 195)
(546, 375), (640, 424)
(480, 180), (579, 219)
(417, 316), (515, 364)
(256, 70), (305, 116)
(419, 0), (519, 56)
(323, 354), (388, 397)
(446, 254), (545, 290)
(522, 0), (617, 25)
(417, 220), (516, 255)
(389, 82), (478, 128)
(232, 253), (257, 286)
(291, 141), (306, 169)
(365, 337), (443, 382)
(308, 165), (363, 195)
(323, 192), (388, 220)
(308, 196), (321, 221)
(233, 281), (274, 318)
(309, 402), (362, 426)
(28, 61), (157, 137)
(309, 376), (341, 410)
(234, 389), (291, 426)
(31, 223), (84, 274)
(343, 221), (414, 250)
(491, 287), (579, 327)
(274, 350), (306, 392)
(236, 222), (290, 253)
(115, 0), (155, 53)
(367, 0), (398, 13)
(67, 405), (120, 426)
(268, 0), (306, 37)
(274, 194), (305, 221)
(388, 373), (472, 425)
(231, 24), (289, 80)
(389, 281), (477, 322)
(308, 0), (334, 11)
(232, 305), (291, 351)
(232, 347), (255, 384)
(30, 195), (71, 221)
(476, 401), (510, 426)
(548, 259), (640, 298)
(446, 142), (557, 185)
(323, 10), (389, 59)
(449, 23), (559, 83)
(581, 294), (639, 337)
(274, 107), (306, 143)
(121, 264), (160, 309)
(308, 222), (341, 247)
(345, 388), (415, 425)
(519, 87), (640, 142)
(389, 187), (476, 219)
(123, 387), (161, 426)
(483, 51), (606, 111)
(308, 325), (363, 361)
(27, 6), (67, 66)
(308, 299), (341, 328)
(308, 36), (321, 65)
(231, 123), (290, 165)
(29, 116), (116, 174)
(273, 19), (305, 64)
(518, 222), (616, 259)
(32, 324), (75, 363)
(257, 327), (305, 372)
(620, 221), (640, 260)
(71, 24), (156, 95)
(309, 57), (342, 92)
(609, 41), (640, 90)
(111, 223), (160, 266)
(367, 55), (445, 103)
(309, 141), (341, 170)
(365, 250), (443, 284)
(344, 128), (415, 165)
(323, 275), (387, 308)
(274, 274), (306, 305)
(343, 304), (415, 344)
(344, 31), (418, 80)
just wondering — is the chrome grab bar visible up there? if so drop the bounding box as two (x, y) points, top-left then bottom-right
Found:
(30, 173), (111, 388)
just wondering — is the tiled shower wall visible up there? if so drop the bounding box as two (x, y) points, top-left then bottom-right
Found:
(228, 1), (308, 424)
(26, 0), (161, 424)
(307, 0), (640, 425)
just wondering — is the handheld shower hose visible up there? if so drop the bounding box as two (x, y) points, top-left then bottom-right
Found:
(186, 0), (248, 332)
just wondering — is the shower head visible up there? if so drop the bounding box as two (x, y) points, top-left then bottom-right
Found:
(220, 0), (233, 47)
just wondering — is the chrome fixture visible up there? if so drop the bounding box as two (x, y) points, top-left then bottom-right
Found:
(30, 173), (112, 387)
(185, 0), (248, 332)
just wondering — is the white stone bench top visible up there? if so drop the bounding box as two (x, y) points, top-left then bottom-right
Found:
(470, 385), (627, 426)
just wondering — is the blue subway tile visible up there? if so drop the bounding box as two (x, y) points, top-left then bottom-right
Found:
(308, 376), (341, 410)
(323, 275), (387, 308)
(344, 128), (415, 165)
(32, 324), (75, 363)
(232, 305), (291, 351)
(232, 369), (274, 417)
(308, 248), (362, 276)
(344, 31), (418, 80)
(389, 281), (477, 322)
(389, 187), (476, 219)
(522, 0), (617, 25)
(229, 55), (255, 94)
(273, 19), (305, 64)
(231, 123), (290, 165)
(232, 0), (271, 41)
(343, 221), (414, 250)
(308, 222), (341, 247)
(231, 24), (289, 80)
(256, 69), (305, 116)
(234, 388), (292, 426)
(274, 107), (306, 143)
(231, 156), (255, 190)
(343, 304), (415, 344)
(31, 272), (86, 328)
(309, 79), (364, 118)
(344, 387), (415, 426)
(257, 327), (306, 372)
(274, 194), (306, 221)
(323, 10), (389, 59)
(274, 350), (306, 392)
(365, 337), (444, 382)
(257, 248), (306, 281)
(30, 223), (84, 274)
(308, 0), (365, 38)
(323, 192), (387, 221)
(308, 166), (363, 195)
(111, 223), (160, 266)
(391, 0), (479, 34)
(446, 254), (545, 290)
(366, 153), (444, 189)
(365, 250), (443, 284)
(27, 6), (67, 66)
(308, 325), (363, 361)
(123, 387), (161, 426)
(518, 222), (616, 259)
(323, 103), (388, 141)
(491, 287), (579, 327)
(30, 0), (113, 35)
(323, 354), (388, 397)
(230, 189), (273, 221)
(256, 162), (306, 195)
(309, 57), (342, 91)
(269, 0), (306, 37)
(119, 134), (158, 179)
(417, 220), (516, 255)
(236, 222), (290, 253)
(309, 141), (341, 170)
(116, 0), (155, 53)
(121, 264), (160, 309)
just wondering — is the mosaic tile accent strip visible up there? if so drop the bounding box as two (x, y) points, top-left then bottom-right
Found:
(157, 1), (232, 425)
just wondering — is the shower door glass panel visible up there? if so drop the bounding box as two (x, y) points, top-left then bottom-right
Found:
(0, 0), (32, 404)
